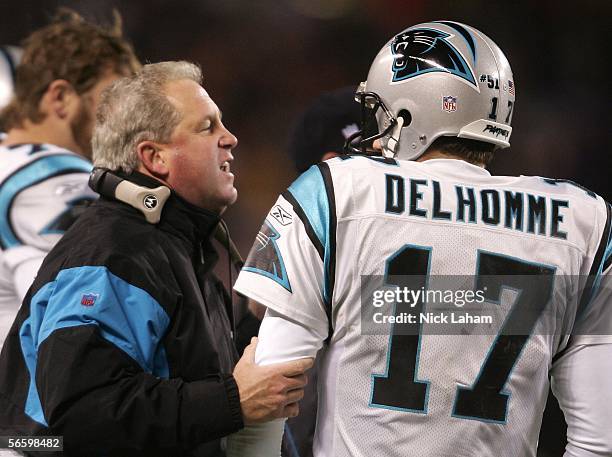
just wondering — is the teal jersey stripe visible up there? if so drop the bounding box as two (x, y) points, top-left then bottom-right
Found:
(287, 164), (335, 306)
(0, 154), (92, 248)
(287, 165), (329, 252)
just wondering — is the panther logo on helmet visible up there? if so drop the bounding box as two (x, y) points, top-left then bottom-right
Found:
(391, 28), (476, 87)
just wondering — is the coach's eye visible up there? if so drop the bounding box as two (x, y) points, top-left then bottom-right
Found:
(200, 120), (212, 131)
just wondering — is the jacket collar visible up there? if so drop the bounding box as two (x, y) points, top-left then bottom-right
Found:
(117, 171), (221, 243)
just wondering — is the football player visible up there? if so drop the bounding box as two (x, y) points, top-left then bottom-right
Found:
(280, 85), (365, 457)
(231, 21), (612, 456)
(0, 45), (21, 114)
(0, 9), (140, 348)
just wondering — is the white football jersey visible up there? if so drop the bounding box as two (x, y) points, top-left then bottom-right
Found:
(0, 143), (95, 348)
(235, 157), (612, 457)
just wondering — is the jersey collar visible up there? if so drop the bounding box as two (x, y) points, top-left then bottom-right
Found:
(418, 158), (492, 178)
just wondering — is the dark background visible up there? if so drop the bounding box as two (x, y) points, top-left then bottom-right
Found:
(1, 0), (610, 255)
(1, 1), (609, 455)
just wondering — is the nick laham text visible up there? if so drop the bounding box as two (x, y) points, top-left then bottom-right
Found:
(373, 312), (493, 324)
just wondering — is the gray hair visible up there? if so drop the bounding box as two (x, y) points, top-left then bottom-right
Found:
(92, 60), (202, 172)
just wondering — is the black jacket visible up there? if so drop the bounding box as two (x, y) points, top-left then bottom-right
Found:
(0, 172), (243, 456)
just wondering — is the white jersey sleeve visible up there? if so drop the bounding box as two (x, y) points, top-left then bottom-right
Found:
(226, 420), (284, 457)
(0, 144), (95, 346)
(551, 244), (612, 456)
(226, 308), (322, 457)
(234, 163), (335, 338)
(226, 309), (323, 457)
(551, 342), (612, 456)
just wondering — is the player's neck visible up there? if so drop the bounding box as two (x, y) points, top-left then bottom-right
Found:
(416, 150), (485, 168)
(3, 119), (82, 156)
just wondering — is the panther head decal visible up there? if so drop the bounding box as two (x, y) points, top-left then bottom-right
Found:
(243, 219), (291, 292)
(391, 28), (476, 86)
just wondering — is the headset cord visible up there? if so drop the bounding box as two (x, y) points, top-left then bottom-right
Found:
(214, 220), (245, 344)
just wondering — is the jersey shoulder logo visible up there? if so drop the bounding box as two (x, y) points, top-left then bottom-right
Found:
(243, 219), (291, 292)
(39, 197), (94, 236)
(270, 205), (292, 226)
(391, 28), (476, 86)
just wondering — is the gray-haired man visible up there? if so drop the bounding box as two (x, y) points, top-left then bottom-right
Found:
(0, 61), (311, 456)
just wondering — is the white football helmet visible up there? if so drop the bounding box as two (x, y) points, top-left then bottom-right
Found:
(0, 45), (22, 110)
(346, 21), (515, 160)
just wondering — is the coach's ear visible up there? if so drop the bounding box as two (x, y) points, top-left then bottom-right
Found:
(136, 141), (169, 179)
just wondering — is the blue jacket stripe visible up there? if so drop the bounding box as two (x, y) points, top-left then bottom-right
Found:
(0, 154), (92, 248)
(19, 266), (171, 425)
(20, 282), (55, 426)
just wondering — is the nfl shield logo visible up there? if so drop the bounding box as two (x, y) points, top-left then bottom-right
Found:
(81, 293), (99, 306)
(443, 96), (457, 112)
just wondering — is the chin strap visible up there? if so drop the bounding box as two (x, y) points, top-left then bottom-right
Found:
(382, 115), (404, 158)
(88, 167), (171, 224)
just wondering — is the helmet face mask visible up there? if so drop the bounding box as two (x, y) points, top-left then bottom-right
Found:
(344, 88), (395, 155)
(348, 21), (515, 161)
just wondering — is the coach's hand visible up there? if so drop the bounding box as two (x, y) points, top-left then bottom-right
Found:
(233, 337), (313, 425)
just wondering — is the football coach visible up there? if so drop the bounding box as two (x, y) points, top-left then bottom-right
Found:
(0, 61), (312, 456)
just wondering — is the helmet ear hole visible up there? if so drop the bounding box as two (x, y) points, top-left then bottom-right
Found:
(398, 109), (412, 127)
